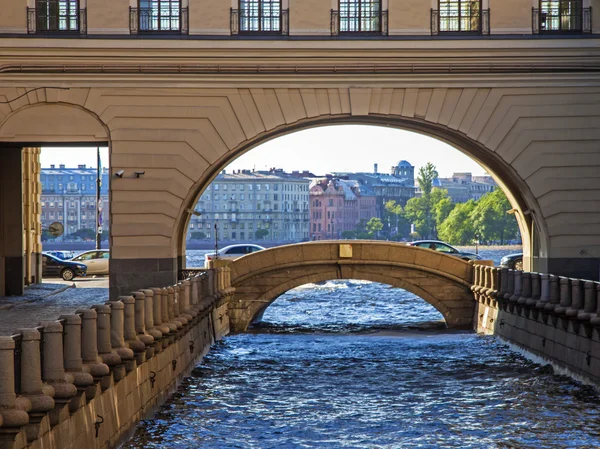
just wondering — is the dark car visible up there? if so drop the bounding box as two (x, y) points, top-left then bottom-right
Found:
(407, 240), (482, 261)
(500, 253), (523, 270)
(42, 253), (88, 281)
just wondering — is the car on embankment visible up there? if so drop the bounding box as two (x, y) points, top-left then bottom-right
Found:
(70, 250), (110, 275)
(204, 244), (265, 268)
(42, 253), (88, 281)
(406, 240), (482, 261)
(500, 253), (523, 270)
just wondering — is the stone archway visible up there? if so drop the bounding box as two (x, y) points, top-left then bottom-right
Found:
(227, 241), (477, 332)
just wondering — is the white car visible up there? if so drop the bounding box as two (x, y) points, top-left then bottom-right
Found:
(204, 244), (265, 268)
(71, 250), (110, 275)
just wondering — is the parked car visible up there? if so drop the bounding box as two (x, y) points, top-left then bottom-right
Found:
(407, 240), (482, 261)
(204, 244), (265, 268)
(70, 250), (110, 275)
(44, 250), (75, 260)
(500, 253), (523, 270)
(42, 253), (88, 281)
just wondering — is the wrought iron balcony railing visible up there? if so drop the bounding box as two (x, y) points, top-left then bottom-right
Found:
(130, 7), (188, 34)
(27, 7), (86, 34)
(532, 7), (591, 34)
(431, 8), (490, 35)
(331, 9), (389, 36)
(231, 8), (289, 35)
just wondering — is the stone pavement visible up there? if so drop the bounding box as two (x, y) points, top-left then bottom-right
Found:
(0, 277), (109, 336)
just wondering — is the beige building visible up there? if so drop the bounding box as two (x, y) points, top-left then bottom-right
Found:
(1, 0), (600, 297)
(438, 172), (497, 203)
(191, 169), (310, 243)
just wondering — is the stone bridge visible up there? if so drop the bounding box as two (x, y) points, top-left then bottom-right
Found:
(227, 241), (477, 332)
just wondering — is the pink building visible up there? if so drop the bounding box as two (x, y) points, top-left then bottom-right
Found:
(309, 179), (376, 240)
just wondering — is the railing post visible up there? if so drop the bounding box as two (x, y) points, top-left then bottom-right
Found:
(106, 300), (135, 372)
(141, 289), (163, 351)
(566, 279), (583, 318)
(503, 270), (515, 301)
(526, 273), (540, 307)
(133, 291), (155, 359)
(152, 288), (171, 348)
(0, 336), (30, 438)
(536, 273), (550, 309)
(76, 308), (110, 383)
(497, 268), (508, 299)
(517, 272), (531, 305)
(59, 315), (94, 409)
(509, 271), (522, 303)
(91, 305), (122, 386)
(579, 281), (597, 321)
(16, 329), (55, 442)
(591, 283), (600, 326)
(122, 295), (146, 365)
(554, 277), (572, 315)
(544, 275), (560, 312)
(39, 321), (77, 426)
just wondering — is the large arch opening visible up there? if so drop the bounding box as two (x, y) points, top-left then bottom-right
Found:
(176, 116), (540, 273)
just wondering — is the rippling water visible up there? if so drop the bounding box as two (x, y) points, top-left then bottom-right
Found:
(124, 249), (600, 449)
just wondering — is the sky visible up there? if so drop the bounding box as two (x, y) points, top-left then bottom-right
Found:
(40, 125), (486, 177)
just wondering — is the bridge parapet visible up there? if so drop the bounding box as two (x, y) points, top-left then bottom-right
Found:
(0, 268), (234, 449)
(472, 265), (600, 386)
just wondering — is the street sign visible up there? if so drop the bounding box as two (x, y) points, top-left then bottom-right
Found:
(48, 222), (64, 237)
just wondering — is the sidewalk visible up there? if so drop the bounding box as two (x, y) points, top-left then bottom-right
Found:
(0, 278), (109, 336)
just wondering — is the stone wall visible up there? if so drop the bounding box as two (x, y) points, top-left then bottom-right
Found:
(473, 265), (600, 386)
(0, 267), (233, 449)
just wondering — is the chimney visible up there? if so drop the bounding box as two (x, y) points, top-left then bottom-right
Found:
(374, 163), (378, 174)
(50, 164), (55, 169)
(59, 164), (65, 169)
(78, 164), (86, 169)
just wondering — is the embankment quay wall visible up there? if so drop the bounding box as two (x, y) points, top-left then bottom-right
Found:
(0, 268), (233, 449)
(473, 265), (600, 386)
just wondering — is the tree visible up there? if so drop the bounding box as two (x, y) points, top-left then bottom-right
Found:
(438, 200), (477, 245)
(72, 228), (95, 240)
(405, 163), (446, 239)
(365, 217), (384, 238)
(417, 162), (438, 197)
(341, 230), (356, 239)
(470, 189), (519, 244)
(255, 229), (269, 240)
(431, 189), (454, 228)
(384, 200), (410, 238)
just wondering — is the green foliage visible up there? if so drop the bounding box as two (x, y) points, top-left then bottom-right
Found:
(72, 228), (95, 240)
(469, 189), (519, 244)
(365, 217), (384, 238)
(417, 162), (438, 197)
(255, 228), (269, 240)
(341, 230), (356, 239)
(357, 232), (372, 239)
(438, 200), (477, 245)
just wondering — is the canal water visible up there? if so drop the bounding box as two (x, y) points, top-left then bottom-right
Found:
(123, 249), (600, 449)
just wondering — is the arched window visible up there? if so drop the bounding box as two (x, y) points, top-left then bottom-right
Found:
(335, 0), (386, 34)
(437, 0), (484, 33)
(237, 0), (283, 34)
(29, 0), (82, 33)
(537, 0), (586, 33)
(131, 0), (187, 33)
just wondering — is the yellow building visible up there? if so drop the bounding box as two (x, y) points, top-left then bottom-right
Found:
(1, 0), (600, 297)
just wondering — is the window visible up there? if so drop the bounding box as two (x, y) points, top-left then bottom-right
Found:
(236, 0), (285, 34)
(30, 0), (83, 33)
(133, 0), (185, 33)
(436, 0), (486, 34)
(536, 1), (588, 33)
(335, 0), (386, 34)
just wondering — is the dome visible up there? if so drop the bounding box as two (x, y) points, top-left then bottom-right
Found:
(397, 160), (412, 167)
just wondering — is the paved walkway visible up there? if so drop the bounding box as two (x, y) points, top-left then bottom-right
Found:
(0, 277), (109, 336)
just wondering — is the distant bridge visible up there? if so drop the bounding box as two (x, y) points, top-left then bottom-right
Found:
(226, 241), (478, 332)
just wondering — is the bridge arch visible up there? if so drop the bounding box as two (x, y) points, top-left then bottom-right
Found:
(227, 241), (477, 333)
(176, 113), (541, 274)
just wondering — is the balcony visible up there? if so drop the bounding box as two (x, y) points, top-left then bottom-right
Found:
(130, 7), (188, 34)
(27, 6), (87, 34)
(331, 9), (388, 36)
(431, 8), (490, 35)
(231, 8), (289, 35)
(532, 7), (591, 34)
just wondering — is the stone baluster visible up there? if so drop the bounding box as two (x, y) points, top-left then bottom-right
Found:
(471, 265), (481, 297)
(206, 269), (215, 299)
(141, 289), (163, 352)
(162, 287), (178, 340)
(59, 315), (94, 409)
(496, 268), (507, 300)
(544, 275), (560, 312)
(517, 272), (531, 305)
(39, 321), (77, 426)
(133, 291), (155, 359)
(76, 308), (110, 385)
(106, 300), (135, 372)
(151, 288), (172, 349)
(166, 286), (183, 333)
(488, 267), (499, 297)
(121, 296), (146, 365)
(554, 277), (572, 315)
(190, 275), (201, 311)
(526, 273), (540, 307)
(503, 270), (514, 302)
(0, 336), (29, 436)
(566, 279), (583, 318)
(590, 283), (600, 326)
(16, 329), (55, 442)
(536, 274), (550, 309)
(509, 271), (522, 303)
(179, 281), (195, 322)
(173, 285), (189, 328)
(578, 281), (597, 322)
(91, 305), (123, 383)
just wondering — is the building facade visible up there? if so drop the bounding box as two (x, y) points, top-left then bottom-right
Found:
(309, 178), (377, 240)
(40, 165), (109, 240)
(438, 172), (497, 203)
(191, 169), (310, 243)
